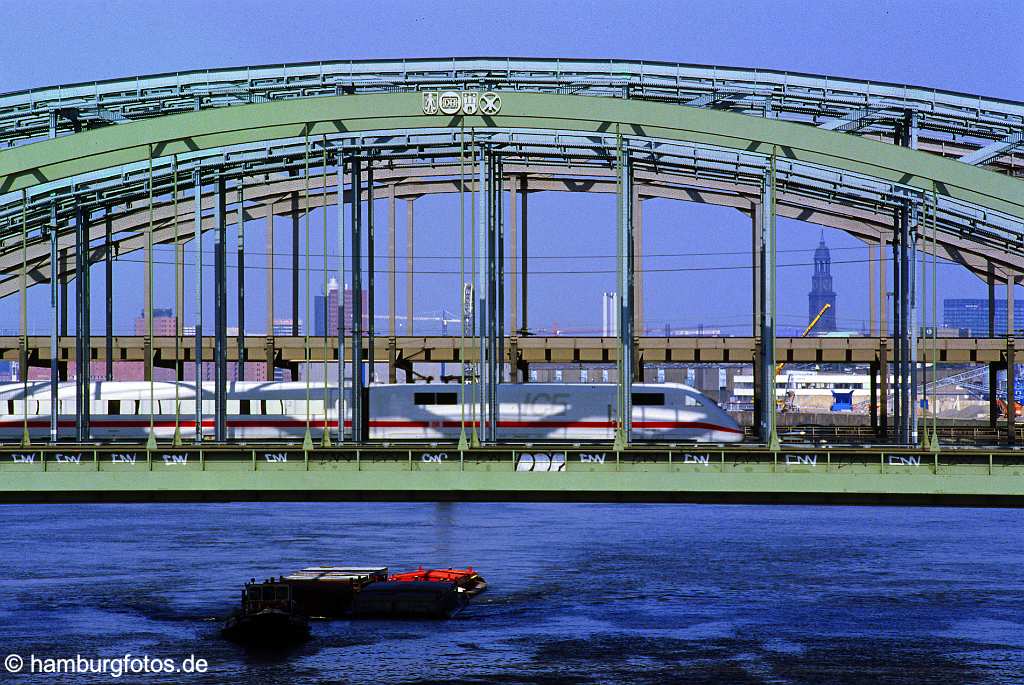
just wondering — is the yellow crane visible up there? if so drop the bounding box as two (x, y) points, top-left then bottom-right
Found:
(776, 303), (831, 411)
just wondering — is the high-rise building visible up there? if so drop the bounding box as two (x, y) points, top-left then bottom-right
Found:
(807, 234), (837, 332)
(601, 292), (618, 337)
(944, 299), (1024, 336)
(315, 281), (368, 336)
(135, 307), (177, 335)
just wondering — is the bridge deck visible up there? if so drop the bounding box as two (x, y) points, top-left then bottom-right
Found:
(2, 445), (1021, 506)
(0, 336), (1010, 369)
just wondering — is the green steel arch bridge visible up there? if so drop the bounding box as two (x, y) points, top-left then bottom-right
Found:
(1, 57), (1023, 504)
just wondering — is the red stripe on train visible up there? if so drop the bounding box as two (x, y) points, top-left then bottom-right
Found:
(0, 417), (740, 434)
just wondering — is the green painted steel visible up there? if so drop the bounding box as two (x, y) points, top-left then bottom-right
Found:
(2, 93), (1023, 221)
(0, 446), (1022, 505)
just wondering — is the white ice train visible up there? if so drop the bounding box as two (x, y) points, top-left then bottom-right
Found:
(0, 381), (744, 443)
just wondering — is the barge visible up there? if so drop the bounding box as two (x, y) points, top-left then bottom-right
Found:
(223, 564), (487, 639)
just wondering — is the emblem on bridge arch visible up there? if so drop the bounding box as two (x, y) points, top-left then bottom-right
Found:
(421, 92), (439, 115)
(479, 92), (501, 115)
(438, 91), (462, 115)
(422, 90), (501, 116)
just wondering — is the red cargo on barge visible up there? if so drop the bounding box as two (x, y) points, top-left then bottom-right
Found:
(389, 567), (488, 597)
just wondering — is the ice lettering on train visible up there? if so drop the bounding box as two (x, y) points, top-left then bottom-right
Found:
(264, 452), (288, 462)
(524, 393), (570, 415)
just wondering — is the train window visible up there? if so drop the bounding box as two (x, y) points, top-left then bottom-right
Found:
(632, 393), (664, 406)
(414, 392), (458, 405)
(684, 395), (702, 407)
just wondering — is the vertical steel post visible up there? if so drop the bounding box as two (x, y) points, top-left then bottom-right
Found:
(909, 202), (920, 445)
(633, 184), (643, 338)
(614, 134), (634, 450)
(75, 200), (90, 441)
(880, 338), (889, 439)
(521, 175), (528, 338)
(193, 169), (203, 442)
(350, 157), (364, 442)
(989, 262), (998, 428)
(104, 210), (113, 381)
(19, 192), (29, 446)
(337, 153), (347, 442)
(144, 153), (155, 449)
(891, 206), (903, 443)
(509, 174), (518, 350)
(406, 198), (415, 336)
(50, 204), (59, 442)
(491, 156), (503, 439)
(291, 192), (300, 339)
(868, 241), (877, 336)
(900, 201), (911, 444)
(214, 175), (227, 442)
(320, 138), (332, 447)
(366, 161), (375, 383)
(751, 201), (763, 432)
(879, 231), (888, 440)
(477, 147), (489, 442)
(60, 249), (68, 338)
(759, 155), (779, 449)
(1008, 276), (1016, 446)
(869, 360), (879, 434)
(265, 201), (275, 380)
(388, 183), (396, 340)
(236, 184), (245, 381)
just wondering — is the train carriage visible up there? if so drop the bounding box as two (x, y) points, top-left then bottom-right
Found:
(0, 381), (743, 443)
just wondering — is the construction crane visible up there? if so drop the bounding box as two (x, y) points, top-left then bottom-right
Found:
(776, 303), (831, 412)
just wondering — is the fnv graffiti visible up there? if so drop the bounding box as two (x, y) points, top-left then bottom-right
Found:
(54, 453), (82, 463)
(579, 453), (606, 464)
(162, 454), (189, 465)
(420, 453), (448, 463)
(516, 453), (566, 472)
(887, 455), (921, 466)
(785, 454), (817, 466)
(111, 453), (138, 463)
(10, 453), (36, 463)
(264, 453), (288, 463)
(682, 453), (711, 465)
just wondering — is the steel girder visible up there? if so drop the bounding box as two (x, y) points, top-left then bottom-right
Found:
(0, 93), (1020, 294)
(1, 57), (1022, 166)
(0, 164), (1016, 303)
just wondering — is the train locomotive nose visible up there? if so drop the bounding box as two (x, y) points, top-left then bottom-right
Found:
(717, 412), (745, 443)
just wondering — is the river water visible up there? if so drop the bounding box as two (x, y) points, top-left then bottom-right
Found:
(0, 503), (1022, 684)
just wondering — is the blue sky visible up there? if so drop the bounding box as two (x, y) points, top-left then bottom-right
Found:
(2, 0), (1021, 336)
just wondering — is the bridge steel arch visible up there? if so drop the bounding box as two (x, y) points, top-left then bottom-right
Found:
(2, 69), (1024, 449)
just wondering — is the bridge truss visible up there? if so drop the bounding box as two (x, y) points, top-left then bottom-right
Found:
(1, 58), (1023, 450)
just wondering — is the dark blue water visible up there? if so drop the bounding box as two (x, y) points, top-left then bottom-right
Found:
(0, 504), (1022, 684)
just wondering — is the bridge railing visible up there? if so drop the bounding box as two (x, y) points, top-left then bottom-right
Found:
(1, 445), (1021, 478)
